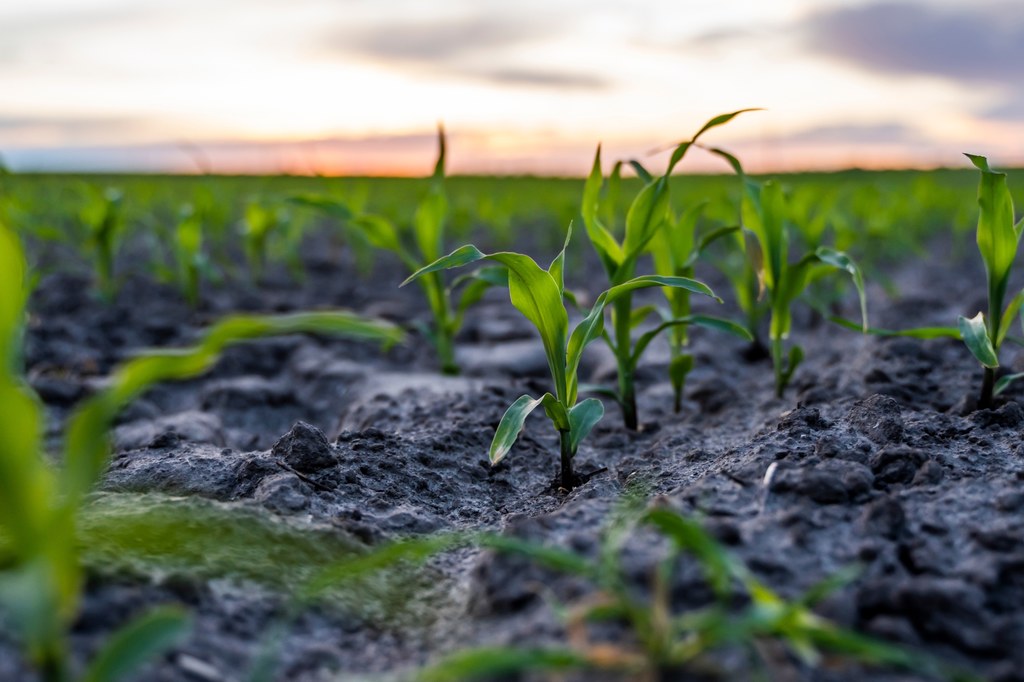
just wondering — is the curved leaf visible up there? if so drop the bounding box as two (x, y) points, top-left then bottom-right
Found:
(566, 275), (718, 399)
(958, 313), (999, 368)
(631, 314), (753, 367)
(82, 607), (190, 682)
(405, 245), (570, 400)
(580, 146), (624, 275)
(815, 247), (868, 332)
(490, 394), (543, 465)
(568, 399), (604, 453)
(415, 646), (588, 682)
(62, 312), (403, 506)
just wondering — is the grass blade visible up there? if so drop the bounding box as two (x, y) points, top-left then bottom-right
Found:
(82, 607), (190, 682)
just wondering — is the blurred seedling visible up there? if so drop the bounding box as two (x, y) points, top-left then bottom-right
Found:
(710, 149), (868, 397)
(79, 186), (124, 301)
(0, 221), (402, 681)
(291, 126), (500, 375)
(415, 499), (976, 682)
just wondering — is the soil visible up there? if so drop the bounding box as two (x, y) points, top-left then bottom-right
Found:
(5, 227), (1024, 682)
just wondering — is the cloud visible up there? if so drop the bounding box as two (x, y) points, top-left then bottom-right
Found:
(769, 122), (930, 146)
(0, 115), (152, 142)
(322, 11), (609, 91)
(334, 14), (551, 62)
(472, 68), (609, 89)
(799, 2), (1024, 88)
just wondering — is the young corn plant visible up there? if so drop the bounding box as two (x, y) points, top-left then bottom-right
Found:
(241, 200), (280, 280)
(645, 198), (750, 413)
(0, 222), (403, 681)
(415, 500), (968, 682)
(289, 127), (495, 375)
(711, 149), (868, 397)
(172, 204), (207, 307)
(580, 110), (756, 429)
(79, 186), (124, 301)
(404, 226), (717, 489)
(957, 155), (1024, 409)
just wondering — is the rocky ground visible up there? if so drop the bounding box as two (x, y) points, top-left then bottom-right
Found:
(3, 227), (1023, 681)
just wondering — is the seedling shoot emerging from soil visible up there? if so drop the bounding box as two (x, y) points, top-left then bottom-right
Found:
(404, 224), (718, 488)
(959, 154), (1024, 408)
(579, 109), (756, 429)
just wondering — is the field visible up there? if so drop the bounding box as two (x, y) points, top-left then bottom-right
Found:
(2, 143), (1024, 682)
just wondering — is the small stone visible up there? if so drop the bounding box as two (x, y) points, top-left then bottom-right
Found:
(771, 459), (874, 505)
(271, 421), (335, 473)
(859, 497), (906, 540)
(870, 446), (927, 488)
(971, 401), (1024, 429)
(996, 491), (1024, 512)
(847, 394), (904, 445)
(254, 472), (310, 513)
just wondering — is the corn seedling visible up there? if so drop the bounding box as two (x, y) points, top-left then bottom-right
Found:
(79, 186), (124, 300)
(404, 225), (716, 488)
(290, 127), (497, 375)
(711, 149), (868, 397)
(172, 204), (207, 307)
(580, 110), (755, 429)
(0, 221), (403, 680)
(241, 200), (280, 279)
(414, 500), (968, 682)
(958, 155), (1024, 408)
(831, 157), (1024, 408)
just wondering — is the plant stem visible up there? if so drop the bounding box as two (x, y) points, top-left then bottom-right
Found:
(771, 337), (785, 398)
(38, 642), (68, 682)
(980, 366), (995, 409)
(423, 272), (459, 375)
(613, 297), (639, 430)
(559, 429), (575, 489)
(436, 325), (458, 375)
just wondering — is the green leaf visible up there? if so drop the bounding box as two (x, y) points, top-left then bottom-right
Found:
(413, 126), (447, 261)
(665, 108), (761, 175)
(490, 394), (544, 465)
(62, 312), (403, 506)
(827, 316), (960, 339)
(628, 160), (654, 184)
(967, 154), (1019, 313)
(287, 195), (354, 221)
(815, 247), (868, 332)
(548, 223), (573, 294)
(995, 372), (1024, 396)
(631, 314), (752, 367)
(415, 646), (587, 682)
(405, 245), (570, 402)
(621, 177), (671, 270)
(781, 345), (805, 388)
(479, 535), (597, 578)
(568, 399), (604, 453)
(402, 245), (487, 286)
(997, 289), (1024, 346)
(644, 508), (735, 599)
(580, 146), (625, 275)
(82, 607), (190, 682)
(566, 275), (718, 400)
(669, 354), (694, 395)
(958, 312), (999, 368)
(352, 214), (406, 257)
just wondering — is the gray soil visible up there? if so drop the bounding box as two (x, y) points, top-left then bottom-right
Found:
(4, 229), (1024, 681)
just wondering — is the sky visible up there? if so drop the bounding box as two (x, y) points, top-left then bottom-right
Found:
(1, 0), (1023, 175)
